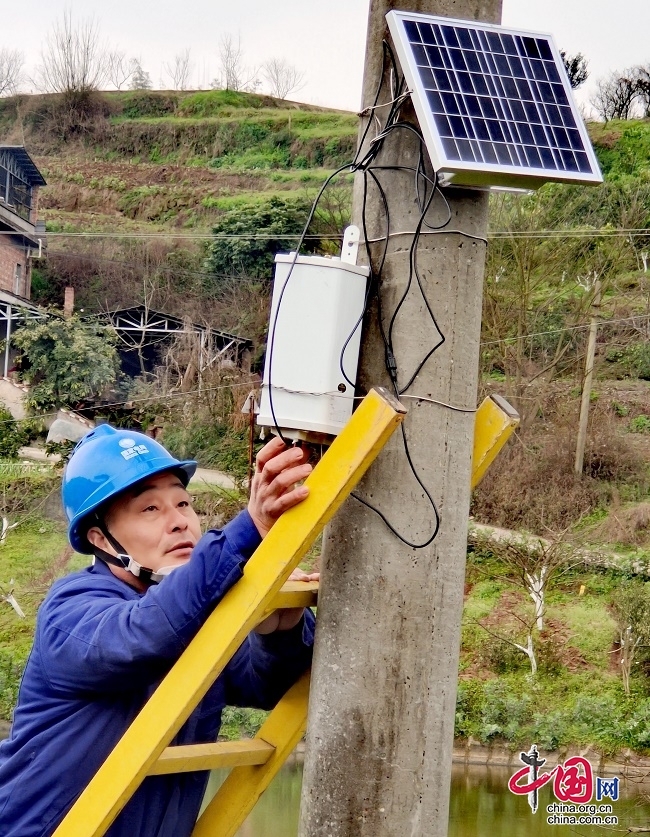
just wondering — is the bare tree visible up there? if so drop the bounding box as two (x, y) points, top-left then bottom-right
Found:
(262, 58), (305, 99)
(591, 69), (643, 122)
(35, 11), (108, 95)
(108, 274), (159, 375)
(611, 580), (650, 696)
(470, 530), (580, 675)
(106, 50), (132, 90)
(0, 48), (24, 96)
(163, 48), (192, 91)
(636, 65), (650, 117)
(560, 50), (588, 90)
(212, 34), (259, 92)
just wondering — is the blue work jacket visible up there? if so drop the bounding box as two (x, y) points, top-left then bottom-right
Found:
(0, 510), (315, 837)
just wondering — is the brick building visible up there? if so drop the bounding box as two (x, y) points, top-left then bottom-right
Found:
(0, 147), (46, 376)
(0, 146), (46, 299)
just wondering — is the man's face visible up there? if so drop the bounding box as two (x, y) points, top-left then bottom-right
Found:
(90, 470), (202, 574)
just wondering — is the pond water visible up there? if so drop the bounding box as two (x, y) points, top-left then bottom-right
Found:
(210, 762), (650, 836)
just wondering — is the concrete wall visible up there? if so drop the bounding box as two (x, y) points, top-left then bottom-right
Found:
(0, 376), (28, 419)
(46, 408), (94, 436)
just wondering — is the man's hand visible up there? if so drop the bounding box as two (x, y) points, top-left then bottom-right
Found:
(255, 568), (320, 634)
(248, 437), (312, 538)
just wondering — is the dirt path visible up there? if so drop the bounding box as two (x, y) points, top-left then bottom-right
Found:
(19, 447), (237, 491)
(190, 468), (236, 490)
(469, 521), (650, 575)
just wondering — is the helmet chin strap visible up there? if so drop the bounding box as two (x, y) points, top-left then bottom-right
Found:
(93, 522), (173, 586)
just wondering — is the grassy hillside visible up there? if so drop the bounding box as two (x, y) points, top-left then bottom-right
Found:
(456, 542), (650, 754)
(0, 90), (356, 235)
(0, 90), (357, 343)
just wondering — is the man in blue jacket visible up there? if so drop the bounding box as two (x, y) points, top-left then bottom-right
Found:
(0, 424), (316, 836)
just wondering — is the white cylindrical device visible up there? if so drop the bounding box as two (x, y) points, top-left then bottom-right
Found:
(257, 250), (369, 443)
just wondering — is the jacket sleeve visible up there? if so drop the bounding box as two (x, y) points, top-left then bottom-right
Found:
(38, 511), (262, 694)
(223, 608), (315, 709)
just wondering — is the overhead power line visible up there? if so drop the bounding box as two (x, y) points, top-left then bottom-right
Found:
(481, 313), (650, 347)
(1, 227), (650, 240)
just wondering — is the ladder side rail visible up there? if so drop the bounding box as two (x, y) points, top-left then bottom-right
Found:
(191, 392), (520, 836)
(471, 394), (520, 488)
(192, 670), (311, 837)
(53, 388), (405, 837)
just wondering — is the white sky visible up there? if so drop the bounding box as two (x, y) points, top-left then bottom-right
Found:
(2, 0), (648, 114)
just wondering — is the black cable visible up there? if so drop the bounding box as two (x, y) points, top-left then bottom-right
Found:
(265, 162), (357, 445)
(350, 163), (444, 548)
(268, 40), (412, 436)
(264, 38), (449, 549)
(352, 420), (441, 549)
(353, 42), (397, 170)
(345, 75), (459, 548)
(337, 164), (392, 389)
(393, 171), (447, 394)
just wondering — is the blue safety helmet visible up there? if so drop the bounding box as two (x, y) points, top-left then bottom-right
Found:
(62, 424), (197, 554)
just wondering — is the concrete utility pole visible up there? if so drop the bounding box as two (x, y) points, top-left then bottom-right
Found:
(574, 278), (602, 476)
(299, 2), (501, 836)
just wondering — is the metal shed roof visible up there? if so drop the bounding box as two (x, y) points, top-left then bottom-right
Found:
(0, 146), (47, 186)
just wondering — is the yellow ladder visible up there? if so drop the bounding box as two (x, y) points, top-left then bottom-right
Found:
(53, 390), (518, 837)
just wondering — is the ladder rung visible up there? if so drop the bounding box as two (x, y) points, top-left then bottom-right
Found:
(149, 739), (275, 775)
(267, 580), (318, 612)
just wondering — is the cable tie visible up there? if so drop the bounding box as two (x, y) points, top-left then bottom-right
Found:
(386, 350), (398, 378)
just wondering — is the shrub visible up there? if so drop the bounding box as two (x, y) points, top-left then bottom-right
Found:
(189, 485), (246, 530)
(622, 699), (650, 749)
(477, 635), (529, 675)
(219, 706), (268, 740)
(203, 195), (322, 287)
(531, 708), (570, 751)
(629, 414), (650, 433)
(479, 680), (531, 741)
(12, 314), (119, 412)
(162, 418), (251, 482)
(0, 406), (29, 460)
(571, 693), (620, 743)
(120, 92), (178, 118)
(599, 503), (650, 547)
(472, 404), (645, 532)
(607, 344), (650, 380)
(23, 90), (114, 145)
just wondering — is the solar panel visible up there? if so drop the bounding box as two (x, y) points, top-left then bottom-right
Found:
(386, 12), (603, 190)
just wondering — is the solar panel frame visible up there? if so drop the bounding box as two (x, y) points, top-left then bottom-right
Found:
(385, 11), (603, 190)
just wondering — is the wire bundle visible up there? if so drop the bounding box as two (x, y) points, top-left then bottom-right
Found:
(267, 41), (482, 548)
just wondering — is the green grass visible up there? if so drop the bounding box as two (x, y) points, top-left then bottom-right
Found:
(0, 518), (69, 719)
(547, 597), (616, 668)
(0, 520), (69, 632)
